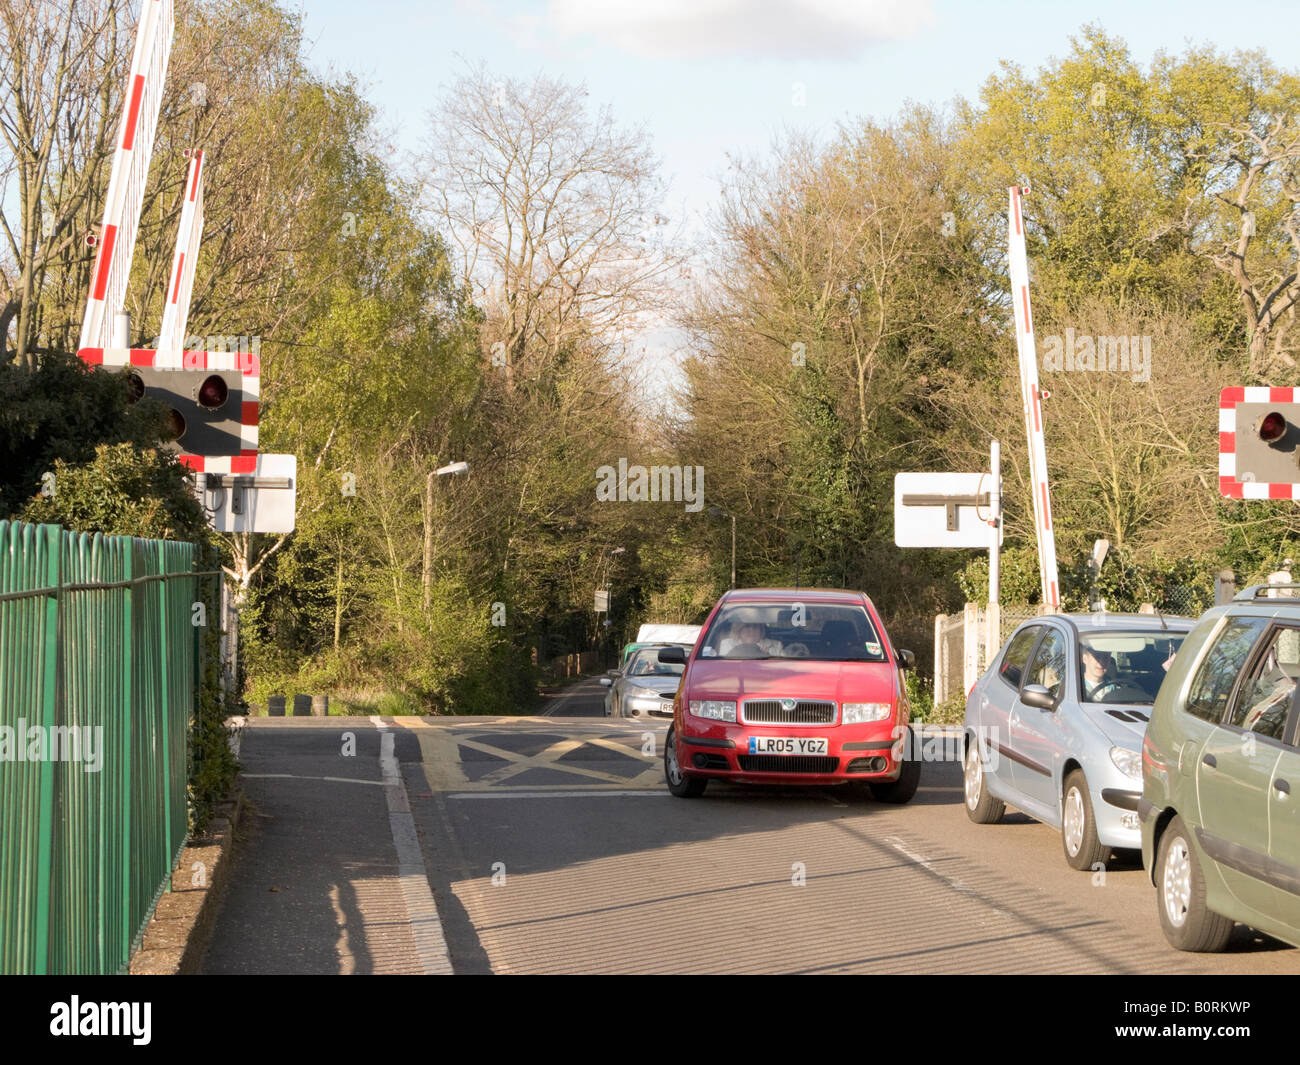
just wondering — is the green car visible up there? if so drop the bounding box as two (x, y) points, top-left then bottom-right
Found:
(1141, 585), (1300, 951)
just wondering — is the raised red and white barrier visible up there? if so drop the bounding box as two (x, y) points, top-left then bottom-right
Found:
(78, 0), (175, 351)
(157, 149), (205, 367)
(1007, 186), (1061, 609)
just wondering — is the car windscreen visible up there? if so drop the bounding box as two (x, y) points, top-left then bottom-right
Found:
(698, 601), (887, 662)
(1077, 630), (1187, 704)
(627, 648), (685, 677)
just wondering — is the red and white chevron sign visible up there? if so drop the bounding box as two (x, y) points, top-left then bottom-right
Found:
(78, 0), (175, 351)
(157, 149), (206, 366)
(78, 346), (259, 473)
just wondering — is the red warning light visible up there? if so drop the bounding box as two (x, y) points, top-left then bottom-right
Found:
(197, 374), (228, 409)
(1258, 411), (1287, 444)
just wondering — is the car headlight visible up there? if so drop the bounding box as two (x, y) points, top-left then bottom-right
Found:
(689, 699), (737, 722)
(842, 702), (892, 724)
(626, 686), (664, 707)
(1109, 746), (1142, 781)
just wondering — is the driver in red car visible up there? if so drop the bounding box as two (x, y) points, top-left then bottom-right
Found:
(719, 621), (782, 657)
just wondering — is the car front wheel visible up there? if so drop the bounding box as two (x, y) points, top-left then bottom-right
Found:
(1155, 816), (1233, 952)
(964, 738), (1005, 824)
(1061, 770), (1108, 870)
(870, 745), (921, 804)
(664, 726), (707, 798)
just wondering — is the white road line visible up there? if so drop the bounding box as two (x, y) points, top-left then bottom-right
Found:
(882, 835), (1016, 921)
(543, 680), (594, 716)
(447, 789), (668, 799)
(242, 773), (385, 786)
(370, 715), (454, 975)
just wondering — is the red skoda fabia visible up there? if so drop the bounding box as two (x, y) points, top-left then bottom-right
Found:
(659, 589), (920, 802)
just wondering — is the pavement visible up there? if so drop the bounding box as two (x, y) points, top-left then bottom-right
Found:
(202, 713), (1300, 975)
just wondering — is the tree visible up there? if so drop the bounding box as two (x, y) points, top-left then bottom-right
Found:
(0, 0), (127, 368)
(420, 63), (678, 389)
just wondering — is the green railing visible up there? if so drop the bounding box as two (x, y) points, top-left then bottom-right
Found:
(0, 521), (201, 974)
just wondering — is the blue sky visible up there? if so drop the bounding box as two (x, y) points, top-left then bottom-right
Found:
(293, 0), (1300, 388)
(298, 0), (1300, 233)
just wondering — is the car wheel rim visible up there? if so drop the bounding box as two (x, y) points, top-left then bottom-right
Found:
(666, 732), (682, 786)
(1163, 837), (1192, 928)
(964, 747), (982, 809)
(1063, 786), (1085, 855)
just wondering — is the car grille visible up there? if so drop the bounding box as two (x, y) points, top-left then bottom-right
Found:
(741, 699), (836, 725)
(737, 755), (840, 774)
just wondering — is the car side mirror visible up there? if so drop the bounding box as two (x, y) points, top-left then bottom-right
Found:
(1020, 683), (1056, 711)
(599, 677), (613, 687)
(896, 649), (915, 671)
(657, 646), (687, 665)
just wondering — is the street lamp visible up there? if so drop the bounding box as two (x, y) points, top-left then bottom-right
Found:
(598, 547), (626, 667)
(708, 506), (736, 589)
(424, 460), (469, 611)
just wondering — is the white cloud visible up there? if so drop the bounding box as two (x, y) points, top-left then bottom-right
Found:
(550, 0), (936, 60)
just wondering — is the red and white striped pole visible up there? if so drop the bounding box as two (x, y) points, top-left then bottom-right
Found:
(1007, 186), (1060, 610)
(158, 149), (205, 367)
(78, 0), (175, 351)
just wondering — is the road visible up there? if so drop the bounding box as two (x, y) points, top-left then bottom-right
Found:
(204, 713), (1300, 975)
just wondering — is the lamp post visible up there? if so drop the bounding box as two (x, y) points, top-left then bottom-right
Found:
(424, 460), (469, 611)
(708, 506), (736, 588)
(598, 546), (625, 668)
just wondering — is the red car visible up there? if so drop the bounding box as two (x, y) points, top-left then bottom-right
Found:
(659, 588), (920, 801)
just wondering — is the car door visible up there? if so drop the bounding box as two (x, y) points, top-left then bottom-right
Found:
(979, 624), (1044, 800)
(1009, 624), (1069, 812)
(1267, 700), (1300, 937)
(1193, 617), (1279, 914)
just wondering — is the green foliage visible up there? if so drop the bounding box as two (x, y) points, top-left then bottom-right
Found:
(20, 442), (208, 541)
(191, 566), (240, 831)
(959, 546), (1052, 606)
(0, 354), (169, 519)
(960, 543), (1216, 617)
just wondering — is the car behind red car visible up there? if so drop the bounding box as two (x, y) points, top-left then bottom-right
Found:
(659, 588), (919, 802)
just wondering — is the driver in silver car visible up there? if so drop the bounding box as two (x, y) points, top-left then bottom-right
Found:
(1081, 646), (1115, 700)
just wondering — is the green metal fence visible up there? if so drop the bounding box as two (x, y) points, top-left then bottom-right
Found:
(0, 520), (200, 974)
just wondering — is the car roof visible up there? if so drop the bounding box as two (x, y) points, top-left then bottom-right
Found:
(1017, 612), (1196, 634)
(720, 588), (869, 603)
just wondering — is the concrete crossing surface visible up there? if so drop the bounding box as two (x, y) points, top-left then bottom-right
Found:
(203, 715), (1300, 975)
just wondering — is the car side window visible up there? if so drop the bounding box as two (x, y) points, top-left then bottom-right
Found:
(1227, 624), (1300, 742)
(1184, 616), (1269, 724)
(1023, 628), (1067, 700)
(998, 625), (1043, 690)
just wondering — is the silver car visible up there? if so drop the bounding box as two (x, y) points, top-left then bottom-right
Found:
(601, 644), (686, 718)
(963, 613), (1193, 869)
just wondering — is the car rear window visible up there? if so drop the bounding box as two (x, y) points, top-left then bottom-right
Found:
(998, 625), (1043, 689)
(1184, 616), (1269, 724)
